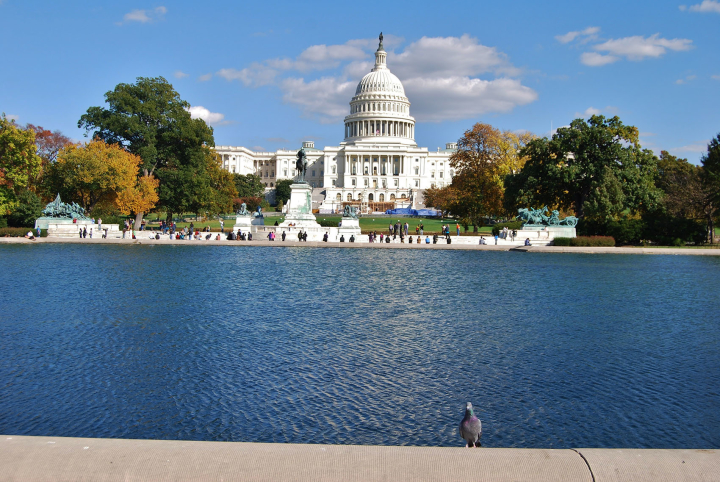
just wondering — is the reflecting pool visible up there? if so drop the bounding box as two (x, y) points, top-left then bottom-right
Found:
(0, 244), (718, 448)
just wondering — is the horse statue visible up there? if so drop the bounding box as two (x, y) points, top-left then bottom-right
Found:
(253, 206), (263, 218)
(41, 194), (89, 219)
(296, 147), (308, 182)
(517, 206), (578, 227)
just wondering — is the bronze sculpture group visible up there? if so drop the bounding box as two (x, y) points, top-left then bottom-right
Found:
(517, 206), (577, 227)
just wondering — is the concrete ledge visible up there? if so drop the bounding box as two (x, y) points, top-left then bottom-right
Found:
(1, 436), (589, 482)
(1, 237), (720, 255)
(1, 436), (717, 482)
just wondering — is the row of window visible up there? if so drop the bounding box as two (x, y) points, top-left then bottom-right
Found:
(336, 193), (405, 201)
(351, 102), (407, 114)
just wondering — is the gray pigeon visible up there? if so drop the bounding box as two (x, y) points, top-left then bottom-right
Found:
(459, 402), (482, 447)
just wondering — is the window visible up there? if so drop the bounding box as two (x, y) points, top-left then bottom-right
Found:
(336, 193), (341, 201)
(352, 165), (357, 175)
(379, 194), (385, 201)
(270, 183), (274, 187)
(364, 179), (368, 187)
(415, 180), (419, 187)
(271, 171), (275, 177)
(390, 194), (396, 200)
(320, 171), (324, 177)
(439, 172), (444, 178)
(332, 165), (336, 174)
(382, 179), (387, 188)
(414, 167), (419, 175)
(394, 179), (398, 187)
(332, 180), (336, 187)
(431, 171), (435, 178)
(347, 193), (352, 201)
(364, 166), (368, 175)
(352, 179), (356, 186)
(312, 170), (315, 176)
(373, 167), (377, 175)
(368, 193), (374, 201)
(284, 169), (287, 176)
(232, 167), (236, 173)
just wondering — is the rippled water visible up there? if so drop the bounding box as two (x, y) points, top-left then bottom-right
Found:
(0, 244), (719, 448)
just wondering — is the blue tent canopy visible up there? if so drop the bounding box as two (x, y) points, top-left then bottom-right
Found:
(384, 208), (440, 217)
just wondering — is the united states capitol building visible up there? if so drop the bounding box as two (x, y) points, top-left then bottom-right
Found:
(215, 34), (456, 213)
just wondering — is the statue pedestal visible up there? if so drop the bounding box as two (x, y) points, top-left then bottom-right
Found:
(278, 183), (320, 229)
(516, 226), (576, 243)
(41, 219), (120, 238)
(337, 217), (361, 240)
(234, 215), (263, 232)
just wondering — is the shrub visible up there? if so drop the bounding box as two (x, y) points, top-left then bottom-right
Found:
(0, 217), (7, 228)
(491, 220), (524, 236)
(553, 236), (615, 247)
(0, 227), (34, 237)
(276, 200), (284, 212)
(552, 237), (572, 246)
(319, 219), (339, 227)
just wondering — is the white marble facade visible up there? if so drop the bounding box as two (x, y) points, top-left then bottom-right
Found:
(214, 34), (455, 212)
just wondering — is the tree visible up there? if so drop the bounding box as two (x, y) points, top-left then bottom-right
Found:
(505, 115), (661, 220)
(78, 76), (214, 225)
(275, 179), (293, 205)
(700, 133), (720, 243)
(233, 173), (265, 198)
(7, 190), (43, 227)
(25, 124), (74, 188)
(0, 114), (42, 216)
(46, 139), (158, 215)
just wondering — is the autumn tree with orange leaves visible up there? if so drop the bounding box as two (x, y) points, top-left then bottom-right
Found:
(422, 123), (535, 229)
(46, 139), (158, 215)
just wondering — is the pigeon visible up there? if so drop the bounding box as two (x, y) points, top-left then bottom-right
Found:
(459, 402), (482, 447)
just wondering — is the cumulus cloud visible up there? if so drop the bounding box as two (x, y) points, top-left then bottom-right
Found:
(120, 6), (167, 24)
(593, 34), (693, 61)
(220, 34), (536, 123)
(562, 28), (693, 67)
(556, 27), (601, 44)
(187, 106), (225, 125)
(581, 52), (619, 66)
(174, 71), (188, 79)
(680, 1), (720, 12)
(198, 73), (212, 82)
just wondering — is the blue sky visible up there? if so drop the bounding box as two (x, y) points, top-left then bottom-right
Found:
(1, 0), (718, 163)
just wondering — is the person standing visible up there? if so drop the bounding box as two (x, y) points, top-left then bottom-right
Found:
(220, 219), (224, 234)
(98, 218), (102, 232)
(456, 223), (460, 236)
(82, 227), (87, 238)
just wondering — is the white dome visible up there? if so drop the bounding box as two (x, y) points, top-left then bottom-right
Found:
(355, 69), (405, 96)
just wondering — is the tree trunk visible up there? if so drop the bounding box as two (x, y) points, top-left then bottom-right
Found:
(166, 211), (173, 224)
(135, 212), (144, 233)
(710, 215), (715, 244)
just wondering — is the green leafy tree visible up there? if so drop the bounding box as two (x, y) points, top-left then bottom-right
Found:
(700, 133), (720, 243)
(7, 190), (43, 227)
(0, 114), (42, 215)
(505, 115), (661, 220)
(233, 173), (265, 198)
(78, 76), (215, 224)
(275, 179), (293, 205)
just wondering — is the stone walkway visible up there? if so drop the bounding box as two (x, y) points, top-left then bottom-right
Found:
(1, 435), (717, 482)
(2, 236), (720, 255)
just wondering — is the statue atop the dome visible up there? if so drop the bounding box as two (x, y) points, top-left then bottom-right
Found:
(378, 32), (384, 50)
(295, 147), (308, 183)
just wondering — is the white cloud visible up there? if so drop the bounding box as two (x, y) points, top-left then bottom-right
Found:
(120, 6), (167, 24)
(687, 1), (720, 13)
(403, 77), (537, 122)
(584, 107), (602, 116)
(593, 34), (693, 61)
(712, 74), (720, 80)
(390, 34), (520, 78)
(6, 114), (19, 122)
(221, 34), (536, 123)
(187, 106), (225, 125)
(198, 73), (212, 82)
(670, 142), (710, 153)
(581, 52), (619, 66)
(556, 27), (601, 44)
(676, 74), (697, 84)
(173, 71), (188, 79)
(280, 77), (356, 123)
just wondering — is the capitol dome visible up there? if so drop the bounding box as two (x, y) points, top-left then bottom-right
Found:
(344, 33), (416, 146)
